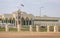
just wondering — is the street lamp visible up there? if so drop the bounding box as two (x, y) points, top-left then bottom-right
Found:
(40, 7), (44, 16)
(40, 7), (44, 26)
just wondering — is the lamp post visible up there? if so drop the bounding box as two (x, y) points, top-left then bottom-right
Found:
(40, 7), (44, 16)
(40, 7), (44, 31)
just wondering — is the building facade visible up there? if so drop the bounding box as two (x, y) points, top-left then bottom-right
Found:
(0, 9), (60, 27)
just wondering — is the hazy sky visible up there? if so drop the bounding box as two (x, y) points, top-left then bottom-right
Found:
(0, 0), (60, 17)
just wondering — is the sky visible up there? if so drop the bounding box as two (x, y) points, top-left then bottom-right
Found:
(0, 0), (60, 17)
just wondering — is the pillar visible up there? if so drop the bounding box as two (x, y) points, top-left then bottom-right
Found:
(36, 25), (39, 32)
(14, 18), (16, 27)
(30, 25), (32, 32)
(25, 20), (26, 25)
(54, 25), (58, 32)
(13, 14), (16, 27)
(5, 24), (8, 32)
(47, 26), (50, 32)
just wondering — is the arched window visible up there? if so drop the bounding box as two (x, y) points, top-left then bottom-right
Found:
(12, 18), (15, 24)
(5, 18), (8, 23)
(2, 19), (3, 23)
(9, 18), (12, 24)
(21, 17), (24, 21)
(25, 17), (29, 25)
(21, 17), (24, 25)
(0, 19), (3, 23)
(29, 20), (31, 25)
(29, 18), (33, 25)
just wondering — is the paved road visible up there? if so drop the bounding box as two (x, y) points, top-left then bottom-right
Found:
(0, 32), (60, 38)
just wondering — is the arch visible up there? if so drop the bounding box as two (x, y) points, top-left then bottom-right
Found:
(25, 17), (29, 25)
(21, 17), (24, 21)
(26, 17), (29, 20)
(5, 18), (8, 23)
(21, 17), (25, 25)
(12, 18), (15, 24)
(29, 18), (33, 25)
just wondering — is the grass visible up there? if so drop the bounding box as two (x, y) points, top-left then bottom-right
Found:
(49, 26), (54, 32)
(39, 26), (47, 32)
(58, 26), (60, 32)
(21, 25), (29, 31)
(0, 27), (5, 31)
(9, 28), (17, 32)
(0, 26), (60, 32)
(32, 26), (36, 32)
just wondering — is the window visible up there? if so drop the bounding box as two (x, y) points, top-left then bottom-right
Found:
(34, 19), (58, 22)
(29, 20), (32, 25)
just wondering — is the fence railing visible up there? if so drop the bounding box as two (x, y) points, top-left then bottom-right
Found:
(0, 24), (59, 32)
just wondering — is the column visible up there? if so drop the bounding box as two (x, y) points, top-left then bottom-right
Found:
(54, 25), (58, 32)
(30, 25), (32, 32)
(13, 14), (16, 27)
(15, 19), (17, 27)
(47, 25), (50, 32)
(36, 25), (39, 32)
(5, 24), (8, 32)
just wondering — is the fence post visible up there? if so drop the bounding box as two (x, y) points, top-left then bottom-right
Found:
(30, 25), (32, 32)
(5, 24), (8, 32)
(54, 25), (58, 32)
(36, 25), (39, 32)
(47, 26), (50, 32)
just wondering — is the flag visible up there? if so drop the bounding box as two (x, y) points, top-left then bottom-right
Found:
(21, 4), (24, 7)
